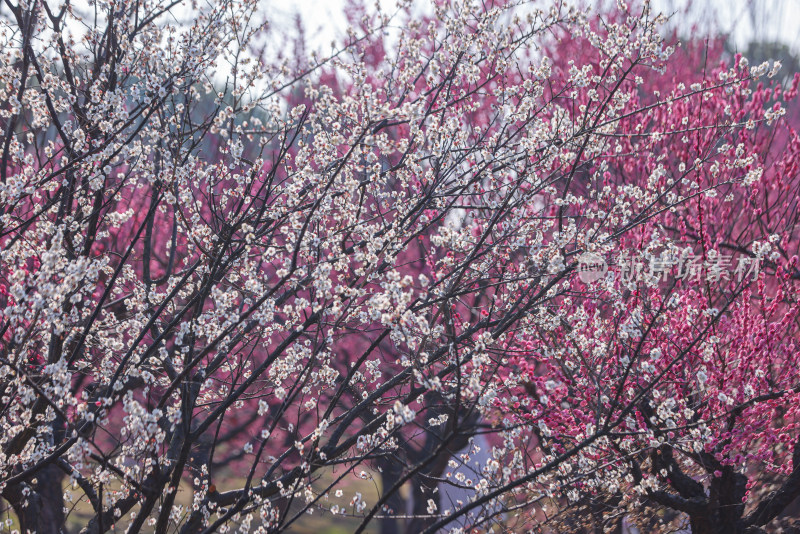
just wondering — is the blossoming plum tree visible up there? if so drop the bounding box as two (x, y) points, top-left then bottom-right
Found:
(1, 0), (799, 533)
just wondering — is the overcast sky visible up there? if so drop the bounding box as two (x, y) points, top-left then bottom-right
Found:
(284, 0), (800, 56)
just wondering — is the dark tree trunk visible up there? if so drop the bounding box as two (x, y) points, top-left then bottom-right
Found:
(378, 456), (407, 534)
(405, 471), (439, 534)
(6, 463), (65, 534)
